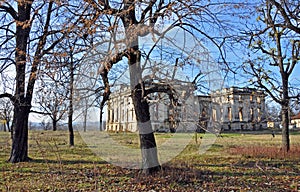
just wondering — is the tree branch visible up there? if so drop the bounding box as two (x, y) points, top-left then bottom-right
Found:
(289, 93), (300, 100)
(0, 3), (18, 20)
(0, 93), (16, 103)
(247, 61), (282, 104)
(269, 0), (300, 34)
(0, 58), (16, 73)
(140, 0), (156, 22)
(30, 110), (51, 116)
(145, 83), (178, 105)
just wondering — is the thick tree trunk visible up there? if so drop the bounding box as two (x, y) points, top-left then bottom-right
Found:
(132, 87), (161, 174)
(120, 0), (160, 174)
(9, 105), (31, 162)
(129, 49), (161, 174)
(52, 118), (57, 131)
(9, 2), (32, 163)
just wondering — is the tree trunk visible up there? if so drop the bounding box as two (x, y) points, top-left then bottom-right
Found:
(69, 124), (74, 146)
(83, 101), (87, 132)
(129, 48), (161, 174)
(10, 120), (13, 140)
(9, 105), (30, 162)
(132, 88), (161, 174)
(9, 2), (32, 163)
(281, 105), (290, 152)
(99, 108), (103, 131)
(120, 0), (160, 174)
(6, 119), (11, 132)
(68, 99), (74, 146)
(281, 77), (290, 152)
(68, 56), (74, 146)
(52, 118), (57, 131)
(99, 68), (111, 132)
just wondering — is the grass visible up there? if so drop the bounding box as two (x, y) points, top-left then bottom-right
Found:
(0, 130), (300, 191)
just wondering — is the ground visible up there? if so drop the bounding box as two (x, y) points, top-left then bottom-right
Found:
(0, 130), (299, 191)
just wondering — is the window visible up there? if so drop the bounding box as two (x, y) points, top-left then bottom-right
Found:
(212, 109), (217, 121)
(131, 109), (134, 121)
(116, 108), (119, 122)
(108, 110), (111, 122)
(239, 108), (243, 121)
(228, 107), (232, 121)
(121, 109), (125, 121)
(250, 95), (253, 101)
(111, 111), (114, 122)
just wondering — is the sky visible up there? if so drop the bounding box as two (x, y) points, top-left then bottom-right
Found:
(1, 0), (300, 124)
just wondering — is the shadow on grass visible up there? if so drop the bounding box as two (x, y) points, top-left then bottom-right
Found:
(30, 158), (109, 165)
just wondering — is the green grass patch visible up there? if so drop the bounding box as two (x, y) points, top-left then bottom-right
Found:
(0, 130), (299, 191)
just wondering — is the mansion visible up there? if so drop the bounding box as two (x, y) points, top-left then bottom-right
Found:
(198, 87), (266, 131)
(106, 86), (267, 132)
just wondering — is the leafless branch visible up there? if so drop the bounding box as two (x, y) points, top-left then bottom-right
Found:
(0, 2), (18, 20)
(30, 110), (51, 116)
(0, 93), (15, 103)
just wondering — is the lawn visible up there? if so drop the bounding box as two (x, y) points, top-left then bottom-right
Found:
(0, 130), (300, 191)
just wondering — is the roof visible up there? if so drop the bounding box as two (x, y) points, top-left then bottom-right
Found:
(291, 112), (300, 120)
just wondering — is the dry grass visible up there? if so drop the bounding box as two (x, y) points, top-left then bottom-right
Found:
(0, 130), (299, 191)
(229, 145), (300, 159)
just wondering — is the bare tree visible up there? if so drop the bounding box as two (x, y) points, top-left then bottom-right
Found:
(81, 0), (234, 174)
(44, 34), (92, 145)
(0, 98), (13, 132)
(244, 0), (300, 152)
(0, 0), (84, 162)
(35, 72), (68, 131)
(0, 73), (14, 134)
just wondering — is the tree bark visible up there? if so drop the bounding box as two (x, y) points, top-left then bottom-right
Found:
(128, 47), (161, 174)
(119, 0), (161, 174)
(6, 117), (11, 132)
(69, 124), (74, 146)
(132, 87), (161, 174)
(3, 117), (6, 132)
(9, 105), (31, 162)
(99, 108), (103, 131)
(281, 76), (290, 152)
(9, 2), (32, 163)
(83, 99), (87, 132)
(100, 68), (111, 132)
(52, 118), (57, 131)
(281, 105), (290, 152)
(68, 55), (75, 146)
(83, 110), (87, 132)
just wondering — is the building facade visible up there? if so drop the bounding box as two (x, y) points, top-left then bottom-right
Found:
(106, 83), (196, 132)
(291, 113), (300, 128)
(106, 86), (267, 132)
(199, 87), (267, 131)
(106, 86), (138, 132)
